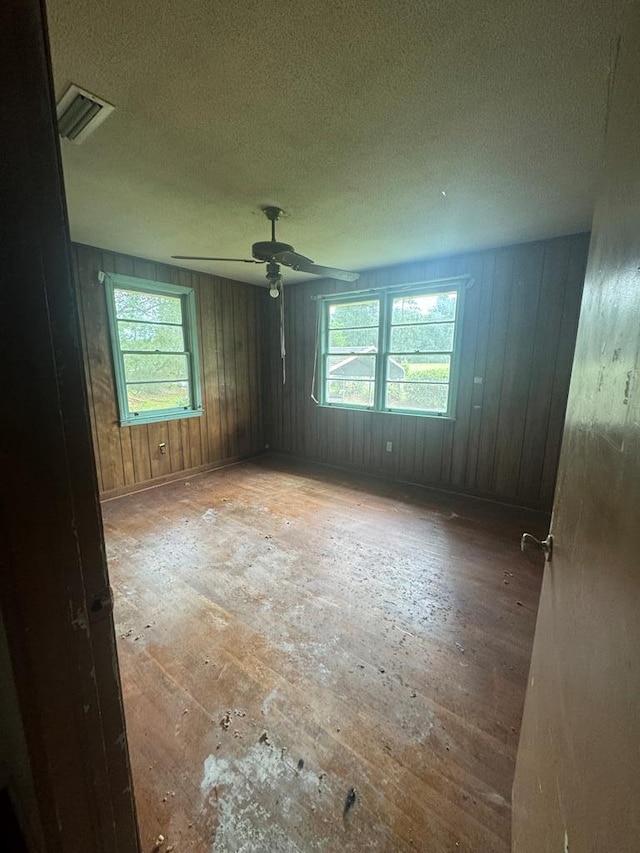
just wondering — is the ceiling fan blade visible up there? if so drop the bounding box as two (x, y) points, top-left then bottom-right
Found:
(274, 250), (316, 268)
(171, 255), (265, 263)
(304, 264), (360, 281)
(276, 250), (359, 282)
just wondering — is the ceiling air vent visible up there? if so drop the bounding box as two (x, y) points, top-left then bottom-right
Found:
(56, 84), (114, 144)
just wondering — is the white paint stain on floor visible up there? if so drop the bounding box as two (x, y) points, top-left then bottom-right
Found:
(261, 688), (278, 716)
(279, 640), (333, 683)
(200, 743), (322, 852)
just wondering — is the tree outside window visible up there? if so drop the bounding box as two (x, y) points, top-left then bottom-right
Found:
(320, 282), (465, 417)
(103, 273), (203, 426)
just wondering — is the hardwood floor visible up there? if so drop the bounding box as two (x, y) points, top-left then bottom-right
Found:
(102, 454), (548, 852)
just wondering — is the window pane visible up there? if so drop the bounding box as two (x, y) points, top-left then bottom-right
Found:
(328, 327), (378, 352)
(126, 382), (190, 412)
(392, 291), (457, 324)
(114, 288), (182, 324)
(123, 353), (189, 383)
(388, 354), (450, 383)
(390, 322), (454, 353)
(386, 382), (449, 413)
(329, 300), (379, 329)
(327, 354), (376, 380)
(117, 321), (185, 352)
(326, 379), (375, 407)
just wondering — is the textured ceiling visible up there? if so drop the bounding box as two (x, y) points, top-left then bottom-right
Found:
(46, 0), (624, 286)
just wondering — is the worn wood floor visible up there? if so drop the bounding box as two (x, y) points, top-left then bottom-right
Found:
(102, 455), (547, 853)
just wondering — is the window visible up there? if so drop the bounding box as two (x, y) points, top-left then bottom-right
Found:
(319, 280), (466, 417)
(103, 273), (202, 426)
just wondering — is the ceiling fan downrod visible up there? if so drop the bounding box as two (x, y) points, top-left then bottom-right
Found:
(262, 205), (282, 242)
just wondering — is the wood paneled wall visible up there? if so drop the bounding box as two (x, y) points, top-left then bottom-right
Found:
(263, 233), (589, 510)
(73, 234), (587, 508)
(72, 243), (266, 497)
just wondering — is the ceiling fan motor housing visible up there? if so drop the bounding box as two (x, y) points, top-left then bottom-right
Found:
(252, 240), (293, 261)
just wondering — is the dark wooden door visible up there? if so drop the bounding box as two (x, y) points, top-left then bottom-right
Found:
(512, 6), (640, 851)
(0, 1), (139, 849)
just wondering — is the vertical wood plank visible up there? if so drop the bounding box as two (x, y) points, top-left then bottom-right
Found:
(516, 239), (572, 505)
(466, 252), (496, 491)
(475, 246), (515, 493)
(398, 415), (417, 479)
(422, 420), (445, 484)
(211, 278), (227, 461)
(180, 417), (193, 470)
(234, 286), (251, 456)
(222, 281), (238, 459)
(147, 422), (171, 480)
(167, 420), (184, 472)
(246, 287), (259, 454)
(493, 241), (545, 499)
(199, 274), (219, 462)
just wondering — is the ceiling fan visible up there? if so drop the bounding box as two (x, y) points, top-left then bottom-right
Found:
(172, 206), (360, 297)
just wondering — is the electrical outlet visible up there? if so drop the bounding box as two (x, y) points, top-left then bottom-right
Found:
(386, 441), (393, 452)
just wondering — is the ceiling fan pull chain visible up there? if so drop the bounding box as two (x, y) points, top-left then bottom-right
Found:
(280, 280), (286, 385)
(310, 301), (320, 404)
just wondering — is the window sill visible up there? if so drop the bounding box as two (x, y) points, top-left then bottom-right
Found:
(119, 408), (203, 428)
(317, 403), (456, 420)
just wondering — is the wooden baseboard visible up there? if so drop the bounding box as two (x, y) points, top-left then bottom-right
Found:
(100, 447), (551, 516)
(99, 452), (266, 502)
(267, 450), (552, 516)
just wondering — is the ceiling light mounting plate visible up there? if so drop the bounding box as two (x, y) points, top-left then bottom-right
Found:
(262, 205), (284, 222)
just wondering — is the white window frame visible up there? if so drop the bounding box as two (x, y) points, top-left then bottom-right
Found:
(102, 272), (203, 427)
(318, 278), (468, 418)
